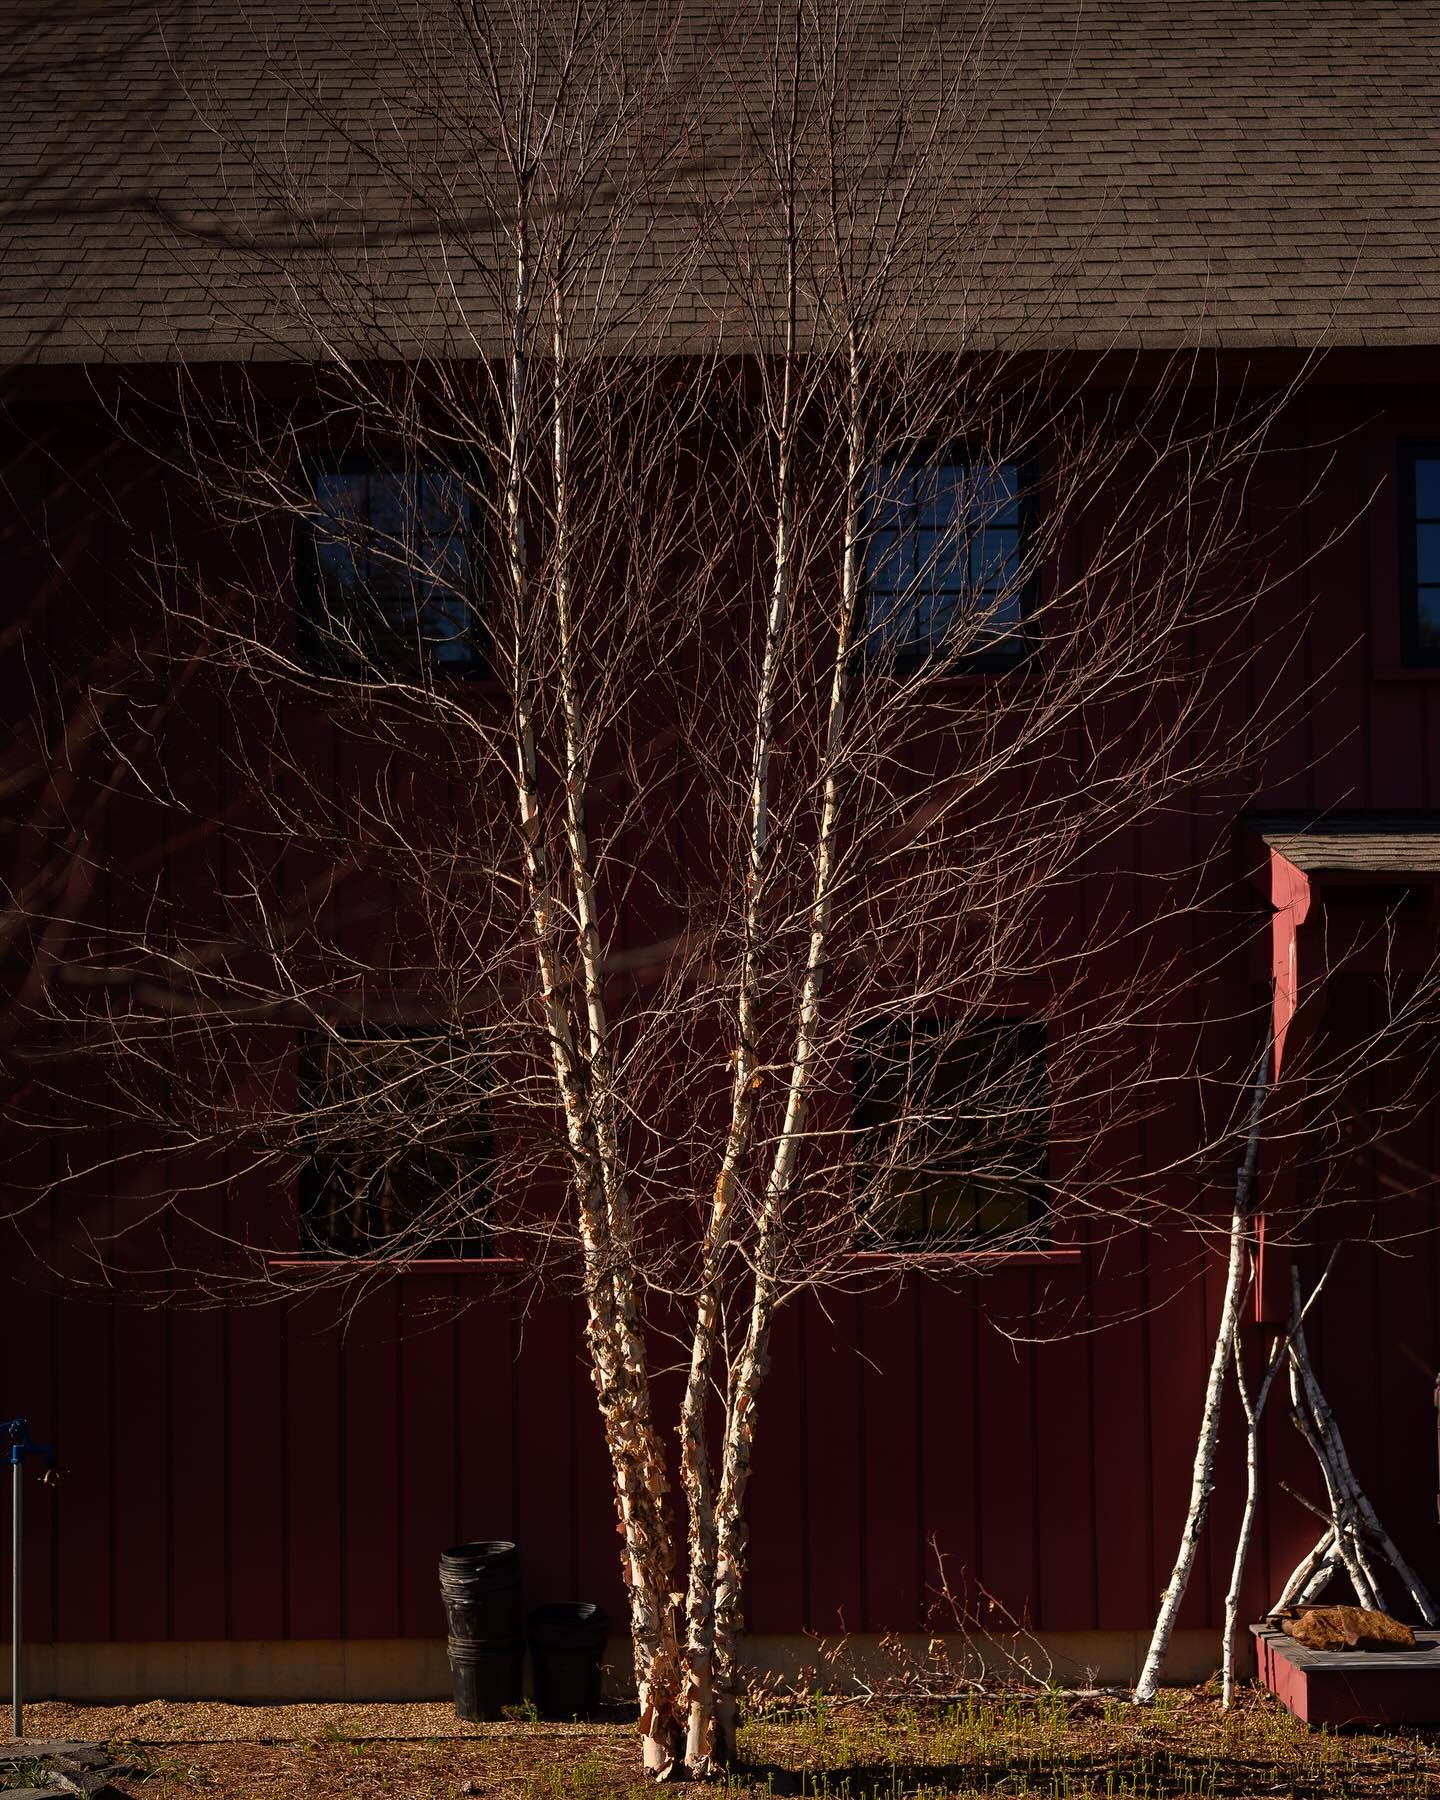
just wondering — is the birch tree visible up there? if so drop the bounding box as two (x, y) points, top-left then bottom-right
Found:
(1, 0), (1369, 1771)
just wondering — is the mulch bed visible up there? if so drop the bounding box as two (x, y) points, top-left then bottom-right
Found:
(8, 1689), (1440, 1799)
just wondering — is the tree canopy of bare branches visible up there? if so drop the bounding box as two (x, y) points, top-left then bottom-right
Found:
(9, 0), (1440, 1774)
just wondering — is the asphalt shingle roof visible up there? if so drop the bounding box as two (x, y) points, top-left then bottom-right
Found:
(5, 1), (1440, 364)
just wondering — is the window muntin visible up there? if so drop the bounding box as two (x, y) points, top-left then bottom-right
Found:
(852, 1018), (1048, 1247)
(300, 463), (483, 678)
(1399, 443), (1440, 667)
(862, 456), (1026, 670)
(297, 1030), (492, 1258)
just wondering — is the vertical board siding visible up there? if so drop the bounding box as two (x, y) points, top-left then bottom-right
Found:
(512, 1295), (581, 1618)
(918, 1275), (980, 1627)
(747, 1305), (808, 1633)
(975, 1277), (1038, 1626)
(804, 1291), (865, 1633)
(861, 1284), (922, 1630)
(226, 1305), (288, 1641)
(341, 1292), (402, 1639)
(456, 1294), (517, 1550)
(4, 1214), (1440, 1651)
(285, 1292), (345, 1641)
(1034, 1304), (1097, 1632)
(50, 1299), (115, 1642)
(1088, 1221), (1154, 1632)
(399, 1281), (460, 1637)
(5, 381), (1440, 1663)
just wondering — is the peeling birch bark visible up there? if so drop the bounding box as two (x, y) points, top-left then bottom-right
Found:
(549, 309), (683, 1773)
(678, 198), (801, 1779)
(496, 228), (682, 1774)
(704, 333), (868, 1761)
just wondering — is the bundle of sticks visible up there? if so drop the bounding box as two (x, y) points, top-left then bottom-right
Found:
(1137, 1043), (1437, 1709)
(1269, 1265), (1437, 1625)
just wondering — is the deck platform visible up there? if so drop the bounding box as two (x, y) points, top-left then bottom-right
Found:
(1252, 1623), (1440, 1726)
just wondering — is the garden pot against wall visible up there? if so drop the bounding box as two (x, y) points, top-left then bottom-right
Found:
(440, 1541), (522, 1720)
(527, 1602), (608, 1720)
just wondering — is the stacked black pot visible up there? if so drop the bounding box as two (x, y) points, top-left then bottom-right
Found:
(439, 1541), (523, 1719)
(527, 1602), (609, 1720)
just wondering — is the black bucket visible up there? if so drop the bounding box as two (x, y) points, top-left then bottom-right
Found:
(528, 1602), (609, 1720)
(439, 1541), (522, 1645)
(447, 1636), (524, 1721)
(441, 1542), (522, 1719)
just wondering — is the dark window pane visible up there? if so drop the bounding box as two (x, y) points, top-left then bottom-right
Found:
(1416, 458), (1440, 521)
(969, 461), (1021, 526)
(304, 465), (481, 678)
(972, 525), (1020, 594)
(1418, 587), (1440, 649)
(852, 1018), (1048, 1248)
(1417, 523), (1440, 586)
(298, 1031), (492, 1258)
(864, 453), (1026, 668)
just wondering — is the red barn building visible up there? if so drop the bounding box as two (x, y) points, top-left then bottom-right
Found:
(5, 1), (1440, 1705)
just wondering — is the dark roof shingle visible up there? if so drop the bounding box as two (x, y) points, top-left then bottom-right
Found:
(6, 1), (1440, 364)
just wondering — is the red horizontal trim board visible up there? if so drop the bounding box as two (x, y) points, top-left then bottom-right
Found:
(846, 1249), (1083, 1266)
(264, 1257), (526, 1272)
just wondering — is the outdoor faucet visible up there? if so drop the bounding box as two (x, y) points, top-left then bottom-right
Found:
(5, 1417), (59, 1739)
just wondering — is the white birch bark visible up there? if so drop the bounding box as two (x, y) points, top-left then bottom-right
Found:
(702, 333), (867, 1763)
(1295, 1550), (1343, 1605)
(545, 285), (683, 1772)
(1272, 1528), (1336, 1612)
(1286, 1266), (1437, 1624)
(677, 371), (795, 1775)
(1219, 1258), (1331, 1706)
(675, 170), (802, 1775)
(1134, 1043), (1269, 1704)
(1221, 1321), (1267, 1707)
(499, 211), (680, 1773)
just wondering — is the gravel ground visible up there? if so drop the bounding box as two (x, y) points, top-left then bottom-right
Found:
(10, 1692), (1440, 1800)
(10, 1702), (645, 1800)
(16, 1698), (590, 1744)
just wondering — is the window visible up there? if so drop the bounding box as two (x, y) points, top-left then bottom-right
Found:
(852, 1018), (1048, 1247)
(1399, 442), (1440, 667)
(298, 460), (483, 678)
(862, 455), (1027, 671)
(297, 1029), (492, 1258)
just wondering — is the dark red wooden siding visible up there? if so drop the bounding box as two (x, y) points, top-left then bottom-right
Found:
(4, 372), (1440, 1651)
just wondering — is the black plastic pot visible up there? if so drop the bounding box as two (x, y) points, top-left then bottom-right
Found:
(440, 1542), (522, 1719)
(447, 1637), (524, 1721)
(528, 1602), (609, 1720)
(439, 1540), (522, 1644)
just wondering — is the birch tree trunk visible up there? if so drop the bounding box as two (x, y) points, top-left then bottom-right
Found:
(497, 202), (681, 1771)
(700, 333), (868, 1766)
(1134, 1042), (1269, 1703)
(1219, 1258), (1330, 1706)
(677, 156), (802, 1779)
(545, 285), (684, 1770)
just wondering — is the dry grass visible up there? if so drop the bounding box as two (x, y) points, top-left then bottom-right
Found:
(13, 1689), (1440, 1800)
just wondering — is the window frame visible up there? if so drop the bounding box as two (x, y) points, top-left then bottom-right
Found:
(850, 1014), (1051, 1252)
(858, 445), (1039, 678)
(1396, 439), (1440, 670)
(295, 1023), (495, 1262)
(295, 451), (489, 682)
